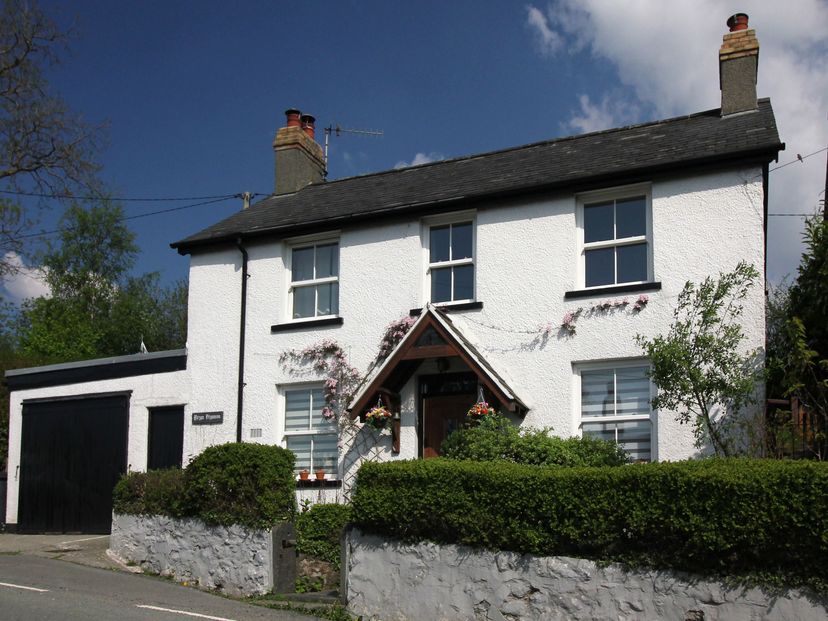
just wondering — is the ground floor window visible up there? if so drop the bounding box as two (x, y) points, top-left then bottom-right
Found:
(579, 363), (652, 461)
(283, 386), (338, 476)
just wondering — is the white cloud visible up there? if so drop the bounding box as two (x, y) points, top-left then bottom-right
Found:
(394, 152), (445, 169)
(526, 1), (828, 283)
(525, 5), (563, 56)
(2, 252), (50, 303)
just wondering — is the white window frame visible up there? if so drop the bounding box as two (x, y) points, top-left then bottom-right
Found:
(279, 383), (339, 478)
(573, 359), (656, 462)
(576, 184), (653, 290)
(422, 211), (476, 306)
(285, 232), (340, 322)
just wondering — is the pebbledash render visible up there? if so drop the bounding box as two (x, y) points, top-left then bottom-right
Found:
(5, 16), (783, 530)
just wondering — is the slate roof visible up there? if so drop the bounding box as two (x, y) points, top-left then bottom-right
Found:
(173, 99), (783, 252)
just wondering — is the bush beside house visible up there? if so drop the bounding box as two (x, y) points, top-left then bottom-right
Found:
(351, 458), (828, 592)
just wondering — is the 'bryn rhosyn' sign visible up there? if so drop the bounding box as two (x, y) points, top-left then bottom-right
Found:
(192, 411), (223, 425)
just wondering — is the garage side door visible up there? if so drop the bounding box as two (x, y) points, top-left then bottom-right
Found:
(19, 394), (129, 533)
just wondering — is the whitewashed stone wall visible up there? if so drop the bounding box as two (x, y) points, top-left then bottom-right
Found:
(345, 529), (827, 621)
(110, 513), (293, 596)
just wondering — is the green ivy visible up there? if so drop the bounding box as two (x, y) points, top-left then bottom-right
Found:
(351, 458), (828, 591)
(295, 504), (352, 569)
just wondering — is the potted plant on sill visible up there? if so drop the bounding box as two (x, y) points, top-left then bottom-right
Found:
(299, 469), (310, 481)
(315, 468), (326, 481)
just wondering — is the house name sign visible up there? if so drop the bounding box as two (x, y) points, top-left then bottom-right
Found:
(192, 411), (223, 425)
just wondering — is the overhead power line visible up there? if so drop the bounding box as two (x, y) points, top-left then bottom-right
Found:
(0, 189), (244, 202)
(768, 147), (828, 173)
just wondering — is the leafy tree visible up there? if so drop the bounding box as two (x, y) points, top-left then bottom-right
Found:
(0, 0), (102, 276)
(636, 261), (762, 456)
(769, 216), (828, 458)
(18, 202), (187, 361)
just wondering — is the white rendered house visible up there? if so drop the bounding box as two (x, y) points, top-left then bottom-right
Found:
(4, 16), (783, 532)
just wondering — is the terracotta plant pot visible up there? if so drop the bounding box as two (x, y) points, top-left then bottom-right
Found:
(299, 469), (309, 481)
(315, 469), (325, 481)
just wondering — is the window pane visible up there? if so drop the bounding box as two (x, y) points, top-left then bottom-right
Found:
(616, 366), (650, 416)
(581, 369), (615, 417)
(581, 421), (616, 443)
(585, 247), (614, 287)
(617, 243), (647, 283)
(430, 225), (450, 262)
(293, 285), (315, 318)
(316, 282), (337, 316)
(310, 388), (335, 430)
(315, 243), (338, 278)
(615, 420), (651, 461)
(451, 222), (473, 260)
(453, 265), (474, 301)
(616, 196), (646, 238)
(285, 390), (311, 430)
(292, 246), (314, 282)
(286, 436), (311, 473)
(584, 202), (614, 243)
(432, 267), (452, 302)
(312, 434), (338, 473)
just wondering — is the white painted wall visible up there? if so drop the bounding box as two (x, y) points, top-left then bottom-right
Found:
(184, 166), (766, 468)
(5, 369), (189, 526)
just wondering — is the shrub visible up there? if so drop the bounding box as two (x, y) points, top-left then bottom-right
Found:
(183, 443), (296, 529)
(113, 469), (186, 517)
(441, 413), (627, 467)
(351, 458), (828, 590)
(296, 504), (352, 569)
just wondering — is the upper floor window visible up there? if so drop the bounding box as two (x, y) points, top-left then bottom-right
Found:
(428, 221), (474, 303)
(282, 386), (338, 476)
(581, 193), (650, 288)
(578, 362), (652, 462)
(290, 241), (339, 319)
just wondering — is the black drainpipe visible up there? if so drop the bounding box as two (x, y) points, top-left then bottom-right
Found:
(236, 238), (249, 443)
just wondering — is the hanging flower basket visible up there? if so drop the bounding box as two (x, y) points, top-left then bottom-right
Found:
(365, 404), (392, 430)
(467, 400), (496, 422)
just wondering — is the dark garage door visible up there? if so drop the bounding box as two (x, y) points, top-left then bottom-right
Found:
(19, 394), (129, 533)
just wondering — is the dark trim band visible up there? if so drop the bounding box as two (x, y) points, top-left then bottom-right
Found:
(564, 281), (662, 300)
(271, 317), (344, 333)
(409, 301), (483, 316)
(296, 479), (342, 489)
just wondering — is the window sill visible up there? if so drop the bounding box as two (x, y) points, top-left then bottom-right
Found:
(271, 316), (344, 333)
(409, 301), (483, 316)
(296, 478), (342, 489)
(564, 282), (661, 300)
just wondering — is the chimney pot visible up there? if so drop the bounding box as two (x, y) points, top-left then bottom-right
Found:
(285, 108), (302, 128)
(300, 114), (316, 140)
(727, 13), (749, 32)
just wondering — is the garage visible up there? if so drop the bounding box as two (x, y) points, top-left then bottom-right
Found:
(18, 393), (129, 533)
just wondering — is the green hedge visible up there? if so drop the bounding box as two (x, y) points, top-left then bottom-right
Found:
(351, 458), (828, 589)
(113, 443), (296, 530)
(296, 504), (352, 569)
(441, 413), (628, 467)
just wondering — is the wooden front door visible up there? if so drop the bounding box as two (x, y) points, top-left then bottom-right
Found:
(423, 394), (473, 458)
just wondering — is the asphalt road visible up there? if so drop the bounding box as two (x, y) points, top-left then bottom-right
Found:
(0, 555), (322, 621)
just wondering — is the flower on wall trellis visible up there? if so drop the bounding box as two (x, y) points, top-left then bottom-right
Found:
(546, 294), (650, 337)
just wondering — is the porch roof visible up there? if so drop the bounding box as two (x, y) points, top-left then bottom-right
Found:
(348, 305), (527, 417)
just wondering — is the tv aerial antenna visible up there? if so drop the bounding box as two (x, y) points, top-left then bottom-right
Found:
(323, 123), (384, 173)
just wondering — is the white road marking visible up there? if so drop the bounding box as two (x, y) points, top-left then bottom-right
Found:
(136, 604), (236, 621)
(0, 581), (49, 593)
(59, 535), (109, 545)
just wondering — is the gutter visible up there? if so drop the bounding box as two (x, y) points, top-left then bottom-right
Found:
(235, 238), (248, 443)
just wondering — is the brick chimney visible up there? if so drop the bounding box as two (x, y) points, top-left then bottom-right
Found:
(719, 13), (759, 116)
(273, 108), (325, 195)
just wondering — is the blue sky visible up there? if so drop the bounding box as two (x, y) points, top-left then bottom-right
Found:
(5, 0), (828, 300)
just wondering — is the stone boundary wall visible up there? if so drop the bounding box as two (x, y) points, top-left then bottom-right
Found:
(344, 529), (827, 621)
(111, 513), (295, 596)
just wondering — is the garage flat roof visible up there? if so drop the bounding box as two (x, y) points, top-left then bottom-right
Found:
(5, 349), (187, 391)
